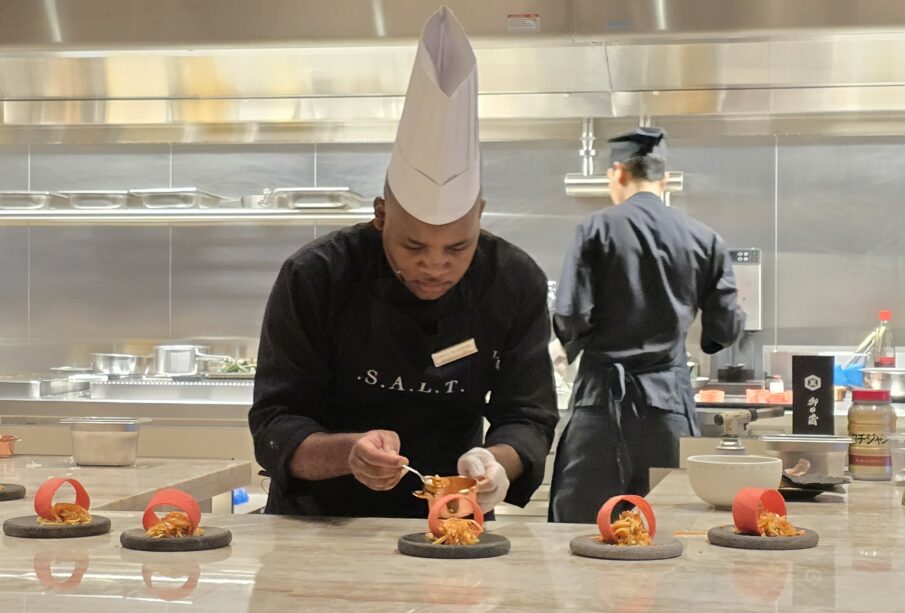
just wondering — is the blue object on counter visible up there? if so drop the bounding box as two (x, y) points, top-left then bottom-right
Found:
(834, 364), (865, 387)
(232, 487), (249, 505)
(834, 365), (846, 386)
(843, 364), (864, 387)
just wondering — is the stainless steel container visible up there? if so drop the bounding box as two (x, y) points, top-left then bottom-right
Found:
(152, 345), (232, 377)
(249, 187), (365, 209)
(760, 434), (853, 478)
(61, 190), (133, 209)
(0, 377), (89, 399)
(61, 417), (150, 466)
(862, 368), (905, 402)
(91, 353), (147, 375)
(130, 188), (230, 209)
(0, 191), (66, 209)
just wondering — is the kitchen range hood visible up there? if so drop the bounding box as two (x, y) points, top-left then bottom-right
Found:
(3, 0), (905, 143)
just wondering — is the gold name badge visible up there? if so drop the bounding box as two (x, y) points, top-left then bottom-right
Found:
(431, 339), (479, 368)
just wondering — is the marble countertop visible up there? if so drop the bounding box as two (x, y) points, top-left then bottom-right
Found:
(0, 455), (250, 513)
(1, 470), (903, 612)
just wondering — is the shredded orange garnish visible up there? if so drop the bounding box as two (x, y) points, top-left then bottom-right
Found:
(145, 511), (204, 538)
(423, 475), (451, 493)
(756, 511), (804, 537)
(37, 503), (92, 526)
(427, 517), (483, 545)
(598, 510), (652, 546)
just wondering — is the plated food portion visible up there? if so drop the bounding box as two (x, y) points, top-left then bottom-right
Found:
(398, 486), (511, 559)
(121, 488), (232, 552)
(707, 487), (819, 550)
(570, 495), (684, 560)
(3, 477), (111, 538)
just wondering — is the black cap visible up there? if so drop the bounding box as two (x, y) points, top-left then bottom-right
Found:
(608, 127), (667, 166)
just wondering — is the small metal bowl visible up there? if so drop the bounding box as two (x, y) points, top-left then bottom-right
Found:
(0, 435), (20, 458)
(413, 475), (479, 518)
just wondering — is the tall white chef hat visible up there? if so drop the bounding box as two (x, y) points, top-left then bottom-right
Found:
(386, 6), (480, 226)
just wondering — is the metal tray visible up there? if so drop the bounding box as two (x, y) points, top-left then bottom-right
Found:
(0, 191), (67, 210)
(89, 379), (253, 403)
(0, 377), (90, 399)
(61, 190), (133, 209)
(248, 187), (365, 210)
(130, 187), (232, 209)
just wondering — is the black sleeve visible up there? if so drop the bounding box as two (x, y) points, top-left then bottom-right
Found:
(553, 220), (598, 363)
(484, 261), (559, 507)
(700, 235), (746, 354)
(249, 256), (332, 488)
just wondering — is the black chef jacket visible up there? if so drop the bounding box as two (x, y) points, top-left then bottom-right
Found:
(249, 223), (558, 518)
(555, 191), (746, 407)
(548, 191), (745, 522)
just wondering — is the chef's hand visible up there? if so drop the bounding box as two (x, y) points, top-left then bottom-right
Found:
(349, 430), (408, 491)
(457, 447), (510, 511)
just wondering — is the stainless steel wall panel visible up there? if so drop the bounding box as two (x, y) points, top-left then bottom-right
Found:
(28, 226), (170, 340)
(481, 141), (604, 279)
(29, 144), (170, 191)
(482, 214), (581, 282)
(0, 227), (28, 339)
(483, 141), (601, 218)
(172, 144), (315, 199)
(170, 225), (315, 340)
(314, 143), (392, 200)
(668, 138), (778, 371)
(776, 136), (905, 346)
(0, 145), (27, 190)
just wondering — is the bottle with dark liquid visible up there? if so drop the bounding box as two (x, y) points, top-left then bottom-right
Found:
(874, 310), (896, 368)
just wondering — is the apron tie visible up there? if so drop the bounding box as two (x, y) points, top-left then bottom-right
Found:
(605, 363), (653, 491)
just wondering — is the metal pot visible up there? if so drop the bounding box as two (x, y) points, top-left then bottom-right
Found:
(91, 353), (147, 376)
(152, 345), (232, 377)
(861, 368), (905, 402)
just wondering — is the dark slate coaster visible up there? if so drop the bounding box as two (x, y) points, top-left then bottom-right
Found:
(397, 532), (510, 559)
(570, 535), (684, 560)
(120, 527), (232, 552)
(0, 484), (25, 502)
(3, 515), (111, 539)
(781, 474), (849, 489)
(708, 525), (819, 550)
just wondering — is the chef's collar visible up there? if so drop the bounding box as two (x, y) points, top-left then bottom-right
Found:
(608, 127), (667, 166)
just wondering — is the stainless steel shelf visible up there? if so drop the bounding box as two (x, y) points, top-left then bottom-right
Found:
(0, 208), (373, 226)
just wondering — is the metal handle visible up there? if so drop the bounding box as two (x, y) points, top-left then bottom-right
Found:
(194, 351), (232, 363)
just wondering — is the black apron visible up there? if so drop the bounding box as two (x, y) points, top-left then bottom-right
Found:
(266, 268), (501, 518)
(547, 352), (697, 523)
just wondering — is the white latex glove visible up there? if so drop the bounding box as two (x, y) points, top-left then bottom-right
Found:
(457, 447), (510, 511)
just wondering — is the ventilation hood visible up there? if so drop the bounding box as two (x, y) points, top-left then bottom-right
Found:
(3, 0), (905, 143)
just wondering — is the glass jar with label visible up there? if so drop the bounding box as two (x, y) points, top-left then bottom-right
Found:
(848, 389), (897, 480)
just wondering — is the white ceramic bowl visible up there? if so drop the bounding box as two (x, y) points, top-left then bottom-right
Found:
(687, 455), (782, 509)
